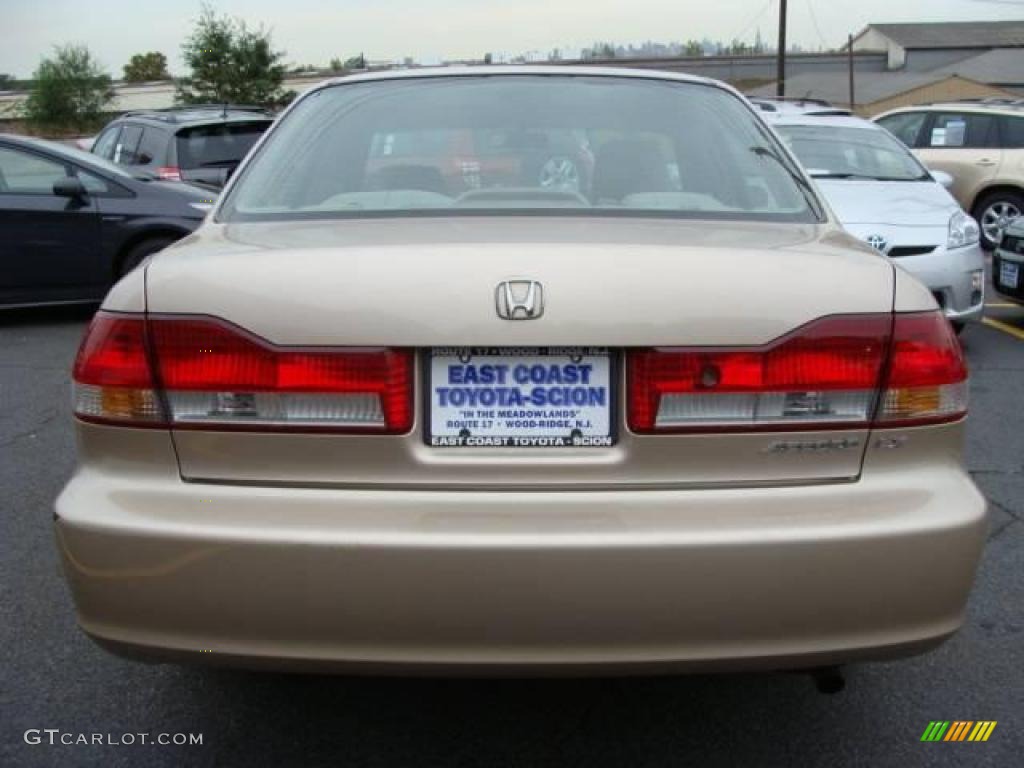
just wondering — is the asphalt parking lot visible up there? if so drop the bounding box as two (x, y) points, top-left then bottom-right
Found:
(1, 293), (1022, 768)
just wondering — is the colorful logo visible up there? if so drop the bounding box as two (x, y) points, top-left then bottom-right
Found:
(921, 721), (997, 742)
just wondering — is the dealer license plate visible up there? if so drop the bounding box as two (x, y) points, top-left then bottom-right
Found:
(428, 347), (614, 447)
(1000, 259), (1020, 289)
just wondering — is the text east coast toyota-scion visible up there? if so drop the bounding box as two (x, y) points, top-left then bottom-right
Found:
(56, 68), (987, 674)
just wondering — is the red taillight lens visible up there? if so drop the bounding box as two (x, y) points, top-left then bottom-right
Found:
(72, 312), (413, 432)
(155, 166), (182, 181)
(628, 315), (891, 433)
(627, 312), (968, 433)
(72, 313), (164, 425)
(876, 311), (967, 426)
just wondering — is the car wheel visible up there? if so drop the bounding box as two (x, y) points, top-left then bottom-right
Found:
(974, 191), (1024, 250)
(118, 236), (177, 277)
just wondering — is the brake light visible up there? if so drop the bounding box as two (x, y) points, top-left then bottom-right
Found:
(72, 312), (413, 433)
(628, 315), (891, 432)
(72, 314), (163, 425)
(156, 166), (182, 181)
(876, 312), (967, 426)
(627, 311), (967, 433)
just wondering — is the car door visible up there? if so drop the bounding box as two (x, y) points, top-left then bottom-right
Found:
(915, 111), (1001, 210)
(0, 144), (104, 304)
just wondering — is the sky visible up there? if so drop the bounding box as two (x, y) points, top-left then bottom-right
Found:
(2, 0), (1023, 77)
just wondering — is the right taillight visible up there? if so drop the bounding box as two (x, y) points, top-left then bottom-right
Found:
(875, 311), (968, 427)
(72, 312), (413, 433)
(626, 311), (967, 433)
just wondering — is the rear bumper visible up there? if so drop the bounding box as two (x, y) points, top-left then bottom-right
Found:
(55, 450), (988, 673)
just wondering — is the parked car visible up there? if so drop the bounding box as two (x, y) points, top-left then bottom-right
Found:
(58, 68), (985, 679)
(993, 218), (1024, 303)
(0, 134), (212, 308)
(769, 114), (984, 329)
(874, 100), (1024, 249)
(90, 105), (274, 189)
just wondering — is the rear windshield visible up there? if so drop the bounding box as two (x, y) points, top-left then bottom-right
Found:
(175, 121), (270, 170)
(219, 75), (821, 223)
(773, 124), (928, 181)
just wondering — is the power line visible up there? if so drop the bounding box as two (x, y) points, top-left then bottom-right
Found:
(727, 0), (774, 46)
(805, 0), (829, 50)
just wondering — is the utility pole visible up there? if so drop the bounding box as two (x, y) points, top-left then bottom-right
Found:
(776, 0), (787, 97)
(848, 33), (855, 112)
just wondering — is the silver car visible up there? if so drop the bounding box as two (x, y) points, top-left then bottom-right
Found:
(56, 68), (986, 675)
(768, 114), (985, 328)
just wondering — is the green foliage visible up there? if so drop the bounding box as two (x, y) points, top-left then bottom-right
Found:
(344, 54), (366, 70)
(24, 44), (113, 132)
(175, 4), (288, 107)
(328, 57), (344, 72)
(123, 51), (169, 82)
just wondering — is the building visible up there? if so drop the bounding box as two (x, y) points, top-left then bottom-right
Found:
(748, 21), (1024, 115)
(850, 21), (1024, 71)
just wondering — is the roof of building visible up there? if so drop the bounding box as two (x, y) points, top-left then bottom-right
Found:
(931, 47), (1024, 84)
(864, 21), (1024, 50)
(748, 70), (943, 107)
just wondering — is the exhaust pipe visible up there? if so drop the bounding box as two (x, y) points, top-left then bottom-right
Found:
(810, 666), (845, 694)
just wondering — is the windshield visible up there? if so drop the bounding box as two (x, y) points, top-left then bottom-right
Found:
(773, 123), (928, 181)
(176, 122), (271, 170)
(219, 75), (820, 222)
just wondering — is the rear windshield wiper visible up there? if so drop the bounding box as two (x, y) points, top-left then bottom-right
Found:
(196, 159), (240, 168)
(811, 172), (928, 182)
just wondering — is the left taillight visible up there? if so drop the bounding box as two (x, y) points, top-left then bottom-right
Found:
(73, 313), (164, 426)
(73, 312), (413, 433)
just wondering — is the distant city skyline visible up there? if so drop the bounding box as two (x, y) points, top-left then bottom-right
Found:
(2, 0), (1021, 77)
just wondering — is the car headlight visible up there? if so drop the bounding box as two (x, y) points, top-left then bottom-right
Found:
(947, 211), (980, 249)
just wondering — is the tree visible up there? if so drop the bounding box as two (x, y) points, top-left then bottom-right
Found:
(24, 44), (113, 132)
(123, 51), (169, 82)
(176, 4), (288, 107)
(0, 73), (14, 88)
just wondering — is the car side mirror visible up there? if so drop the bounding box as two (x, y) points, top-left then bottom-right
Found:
(930, 170), (954, 189)
(53, 176), (88, 200)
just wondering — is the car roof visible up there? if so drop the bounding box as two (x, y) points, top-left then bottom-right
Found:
(749, 97), (851, 117)
(114, 107), (275, 128)
(319, 65), (719, 87)
(876, 100), (1024, 118)
(769, 114), (883, 130)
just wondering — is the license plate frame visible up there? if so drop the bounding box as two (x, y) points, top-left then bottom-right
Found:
(424, 347), (617, 448)
(1000, 259), (1020, 289)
